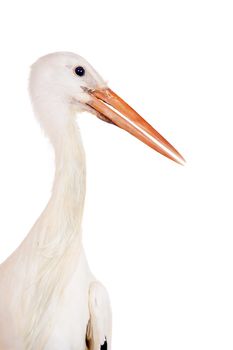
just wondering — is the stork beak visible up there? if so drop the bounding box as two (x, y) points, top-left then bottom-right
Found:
(86, 88), (185, 165)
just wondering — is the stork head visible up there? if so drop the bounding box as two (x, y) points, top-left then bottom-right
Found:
(30, 52), (184, 164)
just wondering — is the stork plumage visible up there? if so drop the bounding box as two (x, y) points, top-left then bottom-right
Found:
(0, 52), (184, 350)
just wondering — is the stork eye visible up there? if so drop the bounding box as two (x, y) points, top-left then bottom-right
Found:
(74, 66), (85, 77)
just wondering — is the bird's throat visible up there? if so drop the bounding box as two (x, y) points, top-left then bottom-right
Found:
(32, 120), (86, 257)
(50, 121), (86, 245)
(52, 121), (86, 226)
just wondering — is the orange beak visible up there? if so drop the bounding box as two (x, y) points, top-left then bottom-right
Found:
(86, 88), (185, 165)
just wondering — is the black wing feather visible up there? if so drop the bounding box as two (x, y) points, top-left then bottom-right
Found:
(100, 339), (107, 350)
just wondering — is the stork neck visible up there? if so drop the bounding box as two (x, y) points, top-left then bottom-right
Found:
(51, 120), (86, 228)
(20, 119), (87, 348)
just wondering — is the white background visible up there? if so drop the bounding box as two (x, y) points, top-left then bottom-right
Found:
(0, 1), (233, 349)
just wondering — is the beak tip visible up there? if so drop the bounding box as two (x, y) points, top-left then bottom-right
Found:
(178, 156), (186, 166)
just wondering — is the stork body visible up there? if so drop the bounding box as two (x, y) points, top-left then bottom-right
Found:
(0, 52), (184, 349)
(0, 95), (111, 350)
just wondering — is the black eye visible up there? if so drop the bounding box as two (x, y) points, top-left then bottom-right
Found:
(74, 66), (85, 77)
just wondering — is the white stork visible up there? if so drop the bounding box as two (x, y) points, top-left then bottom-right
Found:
(0, 52), (184, 350)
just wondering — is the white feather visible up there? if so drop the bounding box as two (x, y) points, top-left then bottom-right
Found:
(0, 52), (111, 350)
